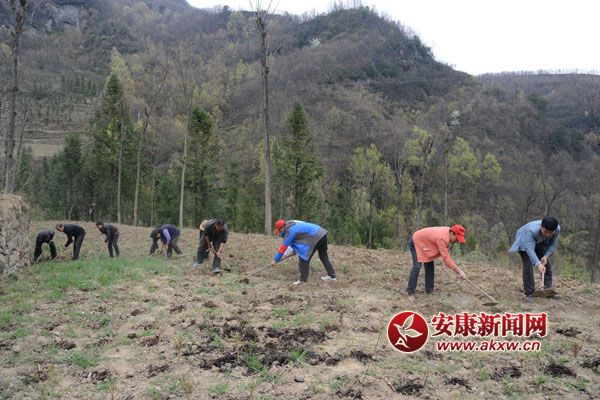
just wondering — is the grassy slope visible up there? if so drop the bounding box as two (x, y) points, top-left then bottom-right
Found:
(0, 221), (599, 399)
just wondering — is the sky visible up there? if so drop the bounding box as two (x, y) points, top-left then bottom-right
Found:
(186, 0), (600, 75)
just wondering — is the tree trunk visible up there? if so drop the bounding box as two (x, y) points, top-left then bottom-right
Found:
(4, 0), (26, 194)
(443, 142), (449, 225)
(150, 165), (156, 227)
(133, 107), (149, 226)
(367, 197), (374, 249)
(117, 115), (124, 224)
(13, 106), (28, 186)
(179, 130), (187, 227)
(416, 170), (425, 230)
(257, 13), (272, 235)
(592, 208), (600, 283)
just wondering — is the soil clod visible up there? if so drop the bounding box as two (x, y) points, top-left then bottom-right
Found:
(544, 362), (576, 377)
(395, 379), (424, 396)
(493, 366), (522, 380)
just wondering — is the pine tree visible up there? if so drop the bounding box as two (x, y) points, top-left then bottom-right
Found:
(90, 74), (135, 221)
(185, 107), (220, 225)
(273, 103), (323, 219)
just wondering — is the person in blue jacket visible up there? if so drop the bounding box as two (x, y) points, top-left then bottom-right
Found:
(150, 224), (183, 258)
(509, 216), (561, 302)
(270, 219), (336, 285)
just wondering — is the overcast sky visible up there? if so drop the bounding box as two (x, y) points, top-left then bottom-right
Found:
(187, 0), (600, 75)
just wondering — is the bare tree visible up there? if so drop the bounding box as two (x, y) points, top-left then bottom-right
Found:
(117, 101), (126, 224)
(13, 98), (30, 177)
(251, 0), (275, 235)
(133, 47), (168, 226)
(4, 0), (28, 194)
(592, 208), (600, 283)
(170, 42), (197, 227)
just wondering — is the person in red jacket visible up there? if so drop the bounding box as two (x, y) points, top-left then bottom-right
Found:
(406, 225), (467, 297)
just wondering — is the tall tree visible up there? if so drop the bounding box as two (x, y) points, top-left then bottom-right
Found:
(404, 127), (435, 229)
(186, 107), (219, 224)
(273, 103), (323, 219)
(90, 74), (133, 220)
(4, 0), (28, 193)
(252, 1), (274, 235)
(350, 144), (396, 248)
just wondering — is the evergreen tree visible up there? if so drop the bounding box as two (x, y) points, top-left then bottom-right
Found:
(185, 107), (220, 225)
(90, 74), (136, 221)
(272, 103), (323, 219)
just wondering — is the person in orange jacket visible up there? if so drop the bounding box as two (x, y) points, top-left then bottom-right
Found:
(406, 225), (467, 297)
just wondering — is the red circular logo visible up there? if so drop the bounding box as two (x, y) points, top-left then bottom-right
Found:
(387, 311), (429, 353)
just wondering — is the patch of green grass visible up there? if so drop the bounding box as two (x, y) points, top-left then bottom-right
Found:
(197, 285), (220, 296)
(167, 377), (193, 396)
(535, 373), (550, 385)
(69, 351), (98, 368)
(208, 331), (225, 347)
(0, 311), (12, 328)
(95, 379), (116, 392)
(12, 327), (31, 339)
(477, 368), (492, 381)
(272, 308), (289, 318)
(208, 382), (230, 396)
(329, 376), (348, 391)
(288, 349), (309, 364)
(244, 352), (263, 374)
(270, 320), (287, 330)
(146, 387), (162, 400)
(292, 313), (316, 327)
(570, 377), (589, 391)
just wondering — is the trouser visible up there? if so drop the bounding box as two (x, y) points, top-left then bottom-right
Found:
(167, 236), (183, 257)
(72, 233), (85, 260)
(107, 235), (120, 258)
(520, 243), (553, 296)
(34, 240), (57, 261)
(298, 235), (336, 282)
(196, 233), (222, 270)
(406, 236), (435, 294)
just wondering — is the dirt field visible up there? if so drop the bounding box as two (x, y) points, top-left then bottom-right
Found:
(1, 221), (599, 399)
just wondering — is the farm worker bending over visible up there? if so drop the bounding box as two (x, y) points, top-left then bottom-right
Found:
(34, 230), (57, 262)
(56, 223), (86, 261)
(270, 219), (336, 285)
(406, 225), (466, 297)
(96, 221), (120, 258)
(194, 219), (228, 274)
(150, 224), (183, 258)
(509, 216), (560, 302)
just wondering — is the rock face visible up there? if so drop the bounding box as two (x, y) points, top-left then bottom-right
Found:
(0, 194), (31, 276)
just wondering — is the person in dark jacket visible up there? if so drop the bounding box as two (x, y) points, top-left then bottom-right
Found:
(55, 223), (86, 261)
(96, 221), (120, 258)
(270, 219), (336, 285)
(194, 219), (228, 274)
(34, 230), (57, 262)
(150, 224), (183, 258)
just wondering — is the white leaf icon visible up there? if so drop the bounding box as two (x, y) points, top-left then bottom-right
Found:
(393, 314), (423, 348)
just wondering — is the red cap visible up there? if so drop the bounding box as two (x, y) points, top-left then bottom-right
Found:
(450, 224), (466, 244)
(274, 219), (285, 234)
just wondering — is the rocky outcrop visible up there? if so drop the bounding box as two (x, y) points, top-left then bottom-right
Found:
(0, 194), (31, 276)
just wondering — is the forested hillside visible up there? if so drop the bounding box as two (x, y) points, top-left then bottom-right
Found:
(1, 0), (599, 280)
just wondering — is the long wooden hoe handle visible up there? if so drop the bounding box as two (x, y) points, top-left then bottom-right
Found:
(464, 277), (498, 303)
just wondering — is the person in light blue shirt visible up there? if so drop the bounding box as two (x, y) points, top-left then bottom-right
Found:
(270, 219), (336, 285)
(509, 216), (560, 302)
